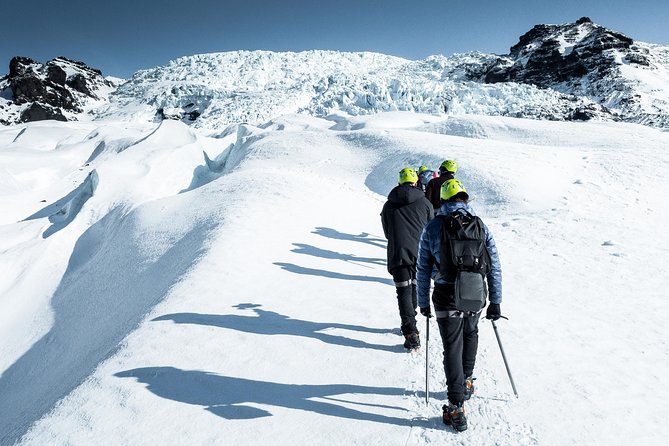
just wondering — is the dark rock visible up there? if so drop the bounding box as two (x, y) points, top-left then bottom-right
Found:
(186, 110), (201, 121)
(11, 74), (77, 109)
(8, 56), (37, 78)
(481, 18), (639, 90)
(47, 65), (67, 86)
(570, 109), (593, 121)
(624, 53), (650, 66)
(11, 76), (48, 104)
(67, 73), (96, 97)
(510, 24), (559, 56)
(2, 56), (110, 124)
(20, 103), (67, 122)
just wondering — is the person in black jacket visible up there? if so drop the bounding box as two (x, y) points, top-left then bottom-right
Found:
(425, 160), (457, 210)
(381, 167), (434, 350)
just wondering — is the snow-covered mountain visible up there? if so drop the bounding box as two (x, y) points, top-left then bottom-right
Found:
(102, 17), (669, 130)
(477, 17), (669, 127)
(2, 18), (669, 444)
(2, 18), (669, 130)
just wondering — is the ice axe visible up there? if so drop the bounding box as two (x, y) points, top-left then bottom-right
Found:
(491, 319), (518, 398)
(425, 314), (430, 404)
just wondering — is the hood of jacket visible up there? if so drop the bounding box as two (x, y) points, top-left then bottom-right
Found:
(387, 184), (426, 205)
(436, 200), (476, 217)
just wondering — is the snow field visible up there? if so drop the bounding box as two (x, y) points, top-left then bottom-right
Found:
(1, 112), (667, 445)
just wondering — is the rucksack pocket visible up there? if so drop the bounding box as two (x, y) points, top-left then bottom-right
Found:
(454, 271), (487, 312)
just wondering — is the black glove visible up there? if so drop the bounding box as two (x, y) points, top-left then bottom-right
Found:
(486, 303), (501, 321)
(420, 307), (432, 318)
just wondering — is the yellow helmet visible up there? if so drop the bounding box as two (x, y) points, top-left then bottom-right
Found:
(418, 165), (429, 173)
(440, 179), (469, 201)
(440, 159), (458, 174)
(398, 167), (418, 185)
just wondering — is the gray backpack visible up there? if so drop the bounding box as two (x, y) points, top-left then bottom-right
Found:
(438, 210), (491, 312)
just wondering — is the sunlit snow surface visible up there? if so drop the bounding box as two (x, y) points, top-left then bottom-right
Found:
(1, 111), (668, 445)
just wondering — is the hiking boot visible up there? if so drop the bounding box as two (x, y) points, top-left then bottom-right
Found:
(464, 375), (475, 401)
(442, 402), (467, 432)
(403, 332), (420, 350)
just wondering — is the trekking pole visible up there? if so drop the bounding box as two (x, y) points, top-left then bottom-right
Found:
(491, 320), (518, 398)
(425, 315), (430, 404)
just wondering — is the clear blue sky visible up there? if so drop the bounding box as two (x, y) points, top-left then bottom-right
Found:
(1, 0), (667, 78)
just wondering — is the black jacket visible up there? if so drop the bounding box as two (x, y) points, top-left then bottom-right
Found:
(425, 172), (454, 210)
(381, 184), (434, 272)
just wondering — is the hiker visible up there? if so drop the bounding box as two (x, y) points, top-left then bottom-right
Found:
(425, 160), (457, 210)
(416, 179), (502, 432)
(417, 165), (436, 193)
(381, 167), (434, 350)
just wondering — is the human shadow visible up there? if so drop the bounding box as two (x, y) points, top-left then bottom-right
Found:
(312, 227), (386, 249)
(273, 262), (393, 286)
(0, 207), (215, 445)
(291, 243), (385, 266)
(153, 306), (400, 353)
(115, 366), (411, 426)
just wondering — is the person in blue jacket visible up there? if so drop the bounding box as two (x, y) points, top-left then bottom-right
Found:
(416, 179), (502, 432)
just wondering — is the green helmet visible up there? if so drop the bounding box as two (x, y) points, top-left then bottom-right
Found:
(440, 179), (469, 201)
(398, 167), (418, 185)
(440, 159), (458, 174)
(418, 165), (429, 173)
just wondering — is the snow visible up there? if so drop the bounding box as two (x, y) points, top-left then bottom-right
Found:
(102, 50), (619, 130)
(1, 110), (668, 445)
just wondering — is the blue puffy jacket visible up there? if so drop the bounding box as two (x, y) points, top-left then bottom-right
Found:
(417, 201), (502, 309)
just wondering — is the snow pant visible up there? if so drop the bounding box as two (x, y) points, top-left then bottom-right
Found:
(432, 284), (480, 404)
(390, 265), (417, 335)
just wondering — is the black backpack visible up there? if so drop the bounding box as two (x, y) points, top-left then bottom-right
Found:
(438, 210), (491, 312)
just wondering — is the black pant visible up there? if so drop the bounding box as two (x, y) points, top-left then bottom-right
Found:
(391, 266), (417, 335)
(433, 285), (479, 404)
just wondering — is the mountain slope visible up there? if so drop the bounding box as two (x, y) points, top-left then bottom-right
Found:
(96, 18), (669, 130)
(478, 16), (669, 127)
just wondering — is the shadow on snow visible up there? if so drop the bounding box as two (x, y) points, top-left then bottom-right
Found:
(153, 305), (399, 353)
(0, 207), (215, 445)
(291, 243), (385, 266)
(115, 366), (411, 426)
(311, 227), (386, 249)
(274, 262), (393, 286)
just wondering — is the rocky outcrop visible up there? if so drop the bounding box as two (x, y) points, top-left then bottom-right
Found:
(1, 56), (114, 124)
(479, 17), (640, 87)
(20, 103), (67, 122)
(471, 17), (669, 127)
